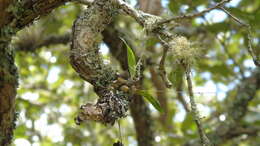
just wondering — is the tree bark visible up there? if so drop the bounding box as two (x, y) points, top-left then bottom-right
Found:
(0, 0), (71, 145)
(0, 44), (18, 146)
(0, 0), (70, 29)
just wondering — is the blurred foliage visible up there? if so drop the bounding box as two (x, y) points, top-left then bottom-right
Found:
(13, 0), (259, 146)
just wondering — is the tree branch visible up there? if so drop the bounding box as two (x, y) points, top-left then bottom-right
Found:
(14, 32), (70, 52)
(185, 69), (260, 146)
(185, 70), (212, 146)
(0, 0), (70, 28)
(0, 47), (18, 146)
(71, 0), (133, 125)
(218, 7), (260, 67)
(157, 0), (232, 25)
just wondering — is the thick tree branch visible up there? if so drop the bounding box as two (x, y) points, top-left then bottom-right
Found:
(0, 40), (18, 146)
(0, 0), (79, 145)
(130, 93), (155, 146)
(71, 0), (132, 125)
(0, 0), (70, 29)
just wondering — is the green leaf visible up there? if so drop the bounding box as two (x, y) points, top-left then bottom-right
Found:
(137, 90), (164, 113)
(120, 38), (136, 78)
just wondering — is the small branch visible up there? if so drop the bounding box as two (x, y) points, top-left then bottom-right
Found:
(216, 36), (245, 79)
(150, 67), (172, 130)
(185, 69), (260, 146)
(185, 69), (211, 146)
(158, 37), (172, 88)
(115, 0), (158, 26)
(176, 79), (190, 112)
(15, 33), (70, 52)
(218, 7), (247, 27)
(246, 29), (260, 67)
(157, 0), (232, 25)
(218, 7), (260, 67)
(185, 125), (260, 146)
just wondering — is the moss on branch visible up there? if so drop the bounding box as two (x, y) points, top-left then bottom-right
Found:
(71, 0), (130, 125)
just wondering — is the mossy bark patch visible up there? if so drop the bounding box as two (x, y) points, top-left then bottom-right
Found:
(0, 46), (18, 146)
(71, 0), (130, 125)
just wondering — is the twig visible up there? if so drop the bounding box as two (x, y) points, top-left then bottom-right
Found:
(157, 0), (232, 25)
(150, 67), (172, 130)
(218, 7), (260, 67)
(246, 29), (260, 67)
(115, 0), (174, 39)
(185, 69), (260, 146)
(158, 36), (172, 88)
(217, 7), (247, 27)
(176, 79), (190, 112)
(216, 36), (245, 79)
(185, 69), (212, 146)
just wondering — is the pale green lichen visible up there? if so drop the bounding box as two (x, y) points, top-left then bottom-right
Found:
(170, 36), (200, 67)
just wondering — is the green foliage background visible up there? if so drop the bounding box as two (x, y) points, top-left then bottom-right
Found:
(13, 0), (259, 145)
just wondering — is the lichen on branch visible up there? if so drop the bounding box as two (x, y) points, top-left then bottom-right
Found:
(70, 0), (130, 125)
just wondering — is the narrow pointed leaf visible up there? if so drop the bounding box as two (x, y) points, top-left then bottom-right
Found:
(120, 38), (136, 78)
(137, 90), (164, 113)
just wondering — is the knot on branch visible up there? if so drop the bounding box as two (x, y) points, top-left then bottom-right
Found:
(75, 90), (129, 125)
(70, 0), (131, 125)
(143, 16), (162, 34)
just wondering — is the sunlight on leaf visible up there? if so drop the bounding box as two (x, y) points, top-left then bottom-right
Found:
(137, 90), (164, 113)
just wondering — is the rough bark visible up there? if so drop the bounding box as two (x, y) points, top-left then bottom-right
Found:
(0, 0), (70, 29)
(71, 0), (131, 125)
(0, 43), (18, 146)
(0, 0), (73, 145)
(129, 94), (155, 146)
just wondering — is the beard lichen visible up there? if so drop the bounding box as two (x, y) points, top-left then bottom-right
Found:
(170, 36), (200, 68)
